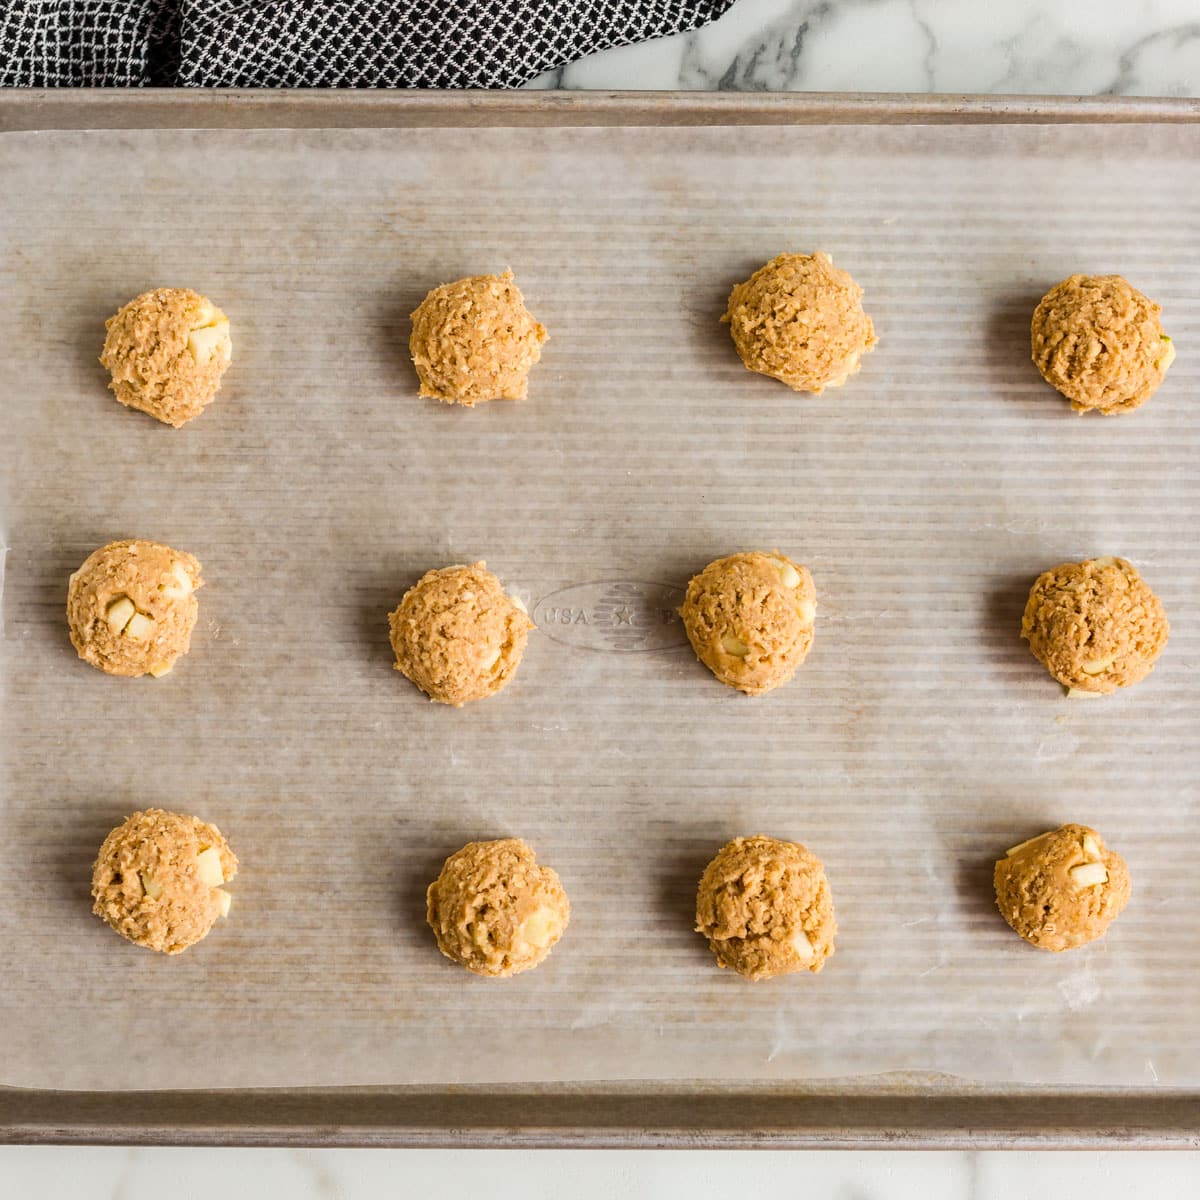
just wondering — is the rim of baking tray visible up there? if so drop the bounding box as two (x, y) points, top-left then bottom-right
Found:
(1, 1075), (1198, 1148)
(1, 89), (1199, 132)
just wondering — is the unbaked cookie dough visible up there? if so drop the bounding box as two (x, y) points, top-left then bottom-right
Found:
(696, 835), (836, 981)
(721, 252), (876, 393)
(679, 551), (816, 696)
(409, 269), (548, 406)
(994, 823), (1131, 952)
(92, 808), (237, 955)
(67, 539), (203, 679)
(1021, 556), (1168, 695)
(100, 288), (232, 427)
(1031, 274), (1174, 415)
(388, 562), (534, 706)
(426, 838), (570, 977)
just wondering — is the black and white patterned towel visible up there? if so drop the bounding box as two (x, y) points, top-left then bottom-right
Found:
(1, 1), (735, 87)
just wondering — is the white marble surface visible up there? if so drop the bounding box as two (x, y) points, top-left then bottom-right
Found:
(527, 0), (1200, 95)
(11, 1), (1200, 1192)
(2, 1147), (1200, 1196)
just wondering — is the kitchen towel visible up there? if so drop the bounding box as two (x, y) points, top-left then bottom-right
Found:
(1, 1), (736, 86)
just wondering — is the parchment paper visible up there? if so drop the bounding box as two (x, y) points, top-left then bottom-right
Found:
(1, 122), (1197, 1092)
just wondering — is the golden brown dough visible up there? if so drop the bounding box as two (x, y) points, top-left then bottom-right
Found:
(1021, 557), (1168, 694)
(426, 838), (570, 977)
(1030, 274), (1174, 415)
(679, 551), (816, 696)
(722, 252), (876, 392)
(100, 288), (232, 427)
(696, 835), (836, 981)
(388, 562), (534, 706)
(994, 824), (1131, 952)
(67, 539), (203, 679)
(91, 808), (237, 955)
(409, 269), (548, 406)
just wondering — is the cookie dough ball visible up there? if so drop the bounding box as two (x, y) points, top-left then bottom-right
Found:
(679, 551), (816, 696)
(91, 808), (237, 955)
(388, 562), (534, 706)
(409, 269), (548, 406)
(994, 824), (1131, 952)
(696, 835), (836, 981)
(426, 838), (570, 977)
(722, 252), (876, 393)
(1021, 557), (1168, 695)
(100, 288), (232, 427)
(67, 539), (203, 679)
(1031, 274), (1174, 415)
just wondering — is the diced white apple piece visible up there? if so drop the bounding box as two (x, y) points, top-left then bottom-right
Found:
(195, 846), (225, 887)
(105, 596), (135, 634)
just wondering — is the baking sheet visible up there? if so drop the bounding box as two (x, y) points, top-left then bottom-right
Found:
(1, 120), (1197, 1093)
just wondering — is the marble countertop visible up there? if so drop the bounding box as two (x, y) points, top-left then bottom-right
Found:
(8, 1), (1199, 1192)
(5, 1146), (1200, 1196)
(527, 0), (1200, 96)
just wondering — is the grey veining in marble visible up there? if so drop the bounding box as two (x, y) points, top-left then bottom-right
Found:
(526, 0), (1200, 96)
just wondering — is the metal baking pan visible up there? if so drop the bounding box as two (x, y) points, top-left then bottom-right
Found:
(1, 89), (1198, 1147)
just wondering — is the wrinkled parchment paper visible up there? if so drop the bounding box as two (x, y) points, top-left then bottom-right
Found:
(1, 121), (1197, 1091)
